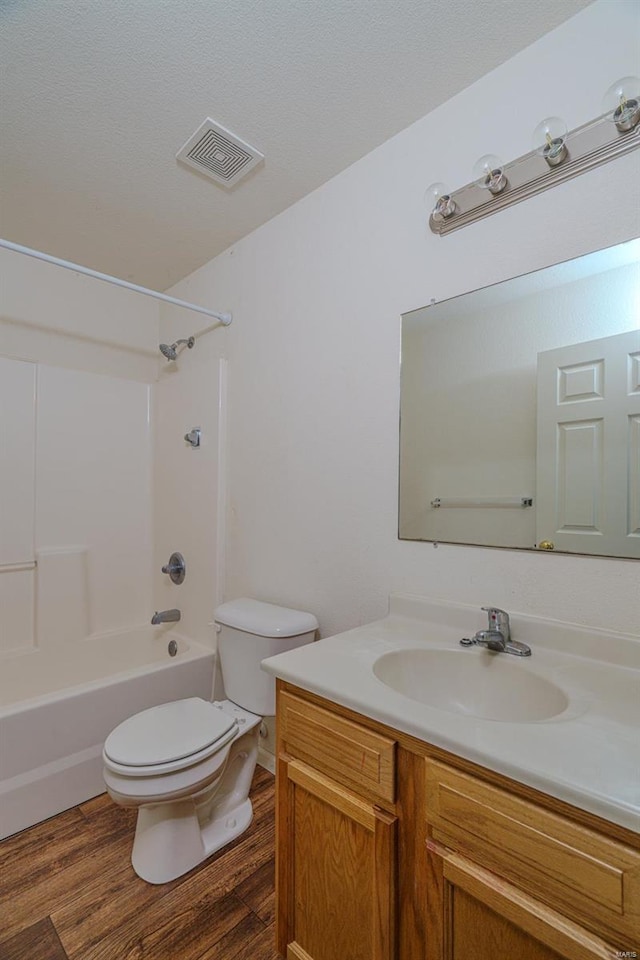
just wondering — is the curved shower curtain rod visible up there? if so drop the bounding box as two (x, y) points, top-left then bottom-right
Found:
(0, 239), (232, 326)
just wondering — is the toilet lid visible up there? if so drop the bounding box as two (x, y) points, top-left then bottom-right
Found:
(104, 698), (237, 767)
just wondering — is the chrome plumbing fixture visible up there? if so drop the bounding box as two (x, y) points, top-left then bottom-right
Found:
(184, 427), (201, 448)
(159, 337), (195, 361)
(460, 606), (531, 657)
(161, 552), (186, 585)
(151, 609), (181, 625)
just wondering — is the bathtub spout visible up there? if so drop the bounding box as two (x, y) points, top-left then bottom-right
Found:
(151, 609), (181, 625)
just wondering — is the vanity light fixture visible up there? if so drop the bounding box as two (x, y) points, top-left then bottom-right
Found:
(472, 154), (508, 194)
(602, 76), (640, 132)
(427, 76), (640, 235)
(532, 117), (569, 168)
(424, 182), (456, 221)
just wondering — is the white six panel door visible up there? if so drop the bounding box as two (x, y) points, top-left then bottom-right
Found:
(536, 329), (640, 558)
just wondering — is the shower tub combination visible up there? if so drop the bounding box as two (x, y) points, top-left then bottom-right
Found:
(0, 240), (232, 842)
(0, 628), (214, 839)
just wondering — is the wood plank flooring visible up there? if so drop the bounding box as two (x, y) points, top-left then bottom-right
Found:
(0, 766), (280, 960)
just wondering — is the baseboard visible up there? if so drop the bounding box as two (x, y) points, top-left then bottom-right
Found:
(257, 745), (275, 775)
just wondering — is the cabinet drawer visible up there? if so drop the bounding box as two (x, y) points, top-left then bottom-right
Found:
(425, 759), (640, 943)
(278, 690), (395, 804)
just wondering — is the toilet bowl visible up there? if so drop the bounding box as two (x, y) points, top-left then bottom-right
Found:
(103, 698), (260, 883)
(103, 598), (317, 883)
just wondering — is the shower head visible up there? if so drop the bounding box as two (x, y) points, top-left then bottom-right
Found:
(159, 336), (195, 361)
(159, 342), (177, 361)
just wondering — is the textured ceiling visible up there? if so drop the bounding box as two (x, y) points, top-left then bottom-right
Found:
(0, 0), (593, 289)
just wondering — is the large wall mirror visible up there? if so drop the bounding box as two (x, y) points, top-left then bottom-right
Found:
(399, 238), (640, 558)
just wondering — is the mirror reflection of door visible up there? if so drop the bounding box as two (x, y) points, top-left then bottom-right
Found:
(398, 237), (639, 556)
(536, 330), (640, 558)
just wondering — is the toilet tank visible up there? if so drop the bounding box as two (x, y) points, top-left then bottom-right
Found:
(214, 598), (318, 715)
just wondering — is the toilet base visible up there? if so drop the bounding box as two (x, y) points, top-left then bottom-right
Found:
(116, 707), (261, 884)
(131, 796), (254, 884)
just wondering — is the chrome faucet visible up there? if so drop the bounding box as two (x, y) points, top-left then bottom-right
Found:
(460, 606), (531, 657)
(151, 609), (181, 625)
(482, 606), (511, 644)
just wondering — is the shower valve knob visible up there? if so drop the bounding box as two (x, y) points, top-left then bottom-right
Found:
(162, 552), (186, 584)
(184, 427), (201, 447)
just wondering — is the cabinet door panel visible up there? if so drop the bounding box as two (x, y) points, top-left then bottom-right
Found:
(428, 841), (618, 960)
(450, 887), (564, 960)
(278, 758), (396, 960)
(279, 690), (396, 804)
(425, 759), (640, 943)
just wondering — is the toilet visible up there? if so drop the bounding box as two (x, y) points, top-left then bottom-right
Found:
(102, 598), (317, 883)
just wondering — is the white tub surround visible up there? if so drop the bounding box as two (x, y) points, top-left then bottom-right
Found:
(0, 629), (214, 839)
(0, 355), (154, 655)
(262, 595), (640, 833)
(35, 547), (90, 647)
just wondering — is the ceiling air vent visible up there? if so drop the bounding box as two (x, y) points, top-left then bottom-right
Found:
(176, 118), (263, 187)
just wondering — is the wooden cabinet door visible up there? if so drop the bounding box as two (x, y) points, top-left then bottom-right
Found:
(277, 758), (397, 960)
(426, 840), (618, 960)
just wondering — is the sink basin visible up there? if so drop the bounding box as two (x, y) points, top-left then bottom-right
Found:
(373, 649), (569, 722)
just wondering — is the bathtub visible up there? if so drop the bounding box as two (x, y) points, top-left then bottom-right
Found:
(0, 627), (215, 839)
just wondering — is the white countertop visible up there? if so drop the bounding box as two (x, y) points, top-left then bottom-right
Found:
(262, 595), (640, 833)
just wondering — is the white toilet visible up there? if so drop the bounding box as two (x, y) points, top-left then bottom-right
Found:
(102, 598), (317, 884)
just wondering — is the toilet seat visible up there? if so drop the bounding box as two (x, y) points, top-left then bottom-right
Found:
(103, 698), (238, 777)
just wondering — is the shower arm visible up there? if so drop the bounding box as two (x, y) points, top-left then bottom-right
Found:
(0, 239), (232, 326)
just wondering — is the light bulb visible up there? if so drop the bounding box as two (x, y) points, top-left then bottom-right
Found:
(601, 76), (640, 132)
(532, 116), (568, 167)
(472, 154), (507, 195)
(424, 182), (456, 221)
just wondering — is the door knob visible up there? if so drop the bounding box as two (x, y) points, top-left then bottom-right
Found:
(537, 540), (555, 550)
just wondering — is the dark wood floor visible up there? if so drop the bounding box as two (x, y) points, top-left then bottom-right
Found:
(0, 766), (280, 960)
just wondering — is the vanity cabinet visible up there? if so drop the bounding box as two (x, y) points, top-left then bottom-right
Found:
(275, 682), (640, 960)
(277, 759), (396, 960)
(275, 688), (398, 960)
(425, 759), (639, 959)
(425, 843), (615, 960)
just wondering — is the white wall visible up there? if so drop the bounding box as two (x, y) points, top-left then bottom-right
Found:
(163, 0), (639, 640)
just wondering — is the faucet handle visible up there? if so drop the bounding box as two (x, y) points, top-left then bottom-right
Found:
(481, 606), (510, 631)
(161, 551), (186, 584)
